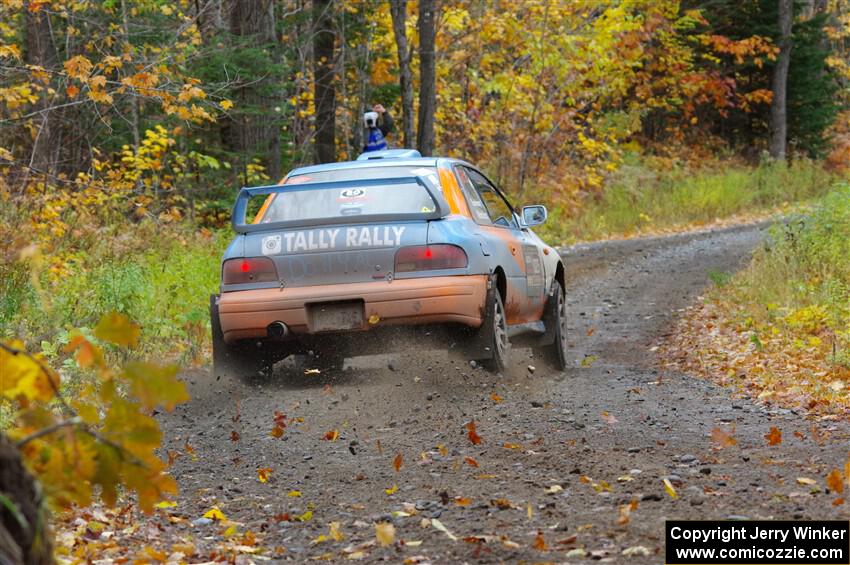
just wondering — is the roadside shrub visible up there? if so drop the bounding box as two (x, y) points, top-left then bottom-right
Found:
(536, 158), (836, 244)
(727, 183), (850, 354)
(3, 223), (225, 361)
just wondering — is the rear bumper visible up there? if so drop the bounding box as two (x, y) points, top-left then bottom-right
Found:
(218, 275), (488, 344)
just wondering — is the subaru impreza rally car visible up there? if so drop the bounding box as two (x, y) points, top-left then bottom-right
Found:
(210, 149), (568, 377)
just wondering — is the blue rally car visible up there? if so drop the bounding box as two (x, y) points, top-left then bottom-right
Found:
(210, 149), (568, 376)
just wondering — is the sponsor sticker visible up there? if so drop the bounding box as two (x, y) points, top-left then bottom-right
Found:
(261, 226), (408, 254)
(339, 188), (366, 199)
(262, 235), (282, 255)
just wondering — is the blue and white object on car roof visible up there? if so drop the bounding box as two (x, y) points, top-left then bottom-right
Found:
(356, 148), (422, 161)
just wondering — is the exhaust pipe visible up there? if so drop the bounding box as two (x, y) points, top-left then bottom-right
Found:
(267, 321), (289, 339)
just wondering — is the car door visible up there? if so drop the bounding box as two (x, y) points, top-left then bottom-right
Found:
(458, 166), (546, 323)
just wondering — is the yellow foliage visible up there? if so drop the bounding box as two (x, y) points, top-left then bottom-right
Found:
(784, 305), (829, 334)
(64, 54), (93, 79)
(1, 312), (188, 513)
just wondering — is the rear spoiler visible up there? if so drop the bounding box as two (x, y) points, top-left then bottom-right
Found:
(231, 176), (450, 234)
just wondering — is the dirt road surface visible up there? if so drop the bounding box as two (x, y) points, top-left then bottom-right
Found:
(161, 224), (850, 563)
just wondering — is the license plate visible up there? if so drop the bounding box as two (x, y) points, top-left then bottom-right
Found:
(308, 301), (364, 333)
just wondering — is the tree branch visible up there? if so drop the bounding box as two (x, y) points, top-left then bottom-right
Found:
(15, 417), (82, 448)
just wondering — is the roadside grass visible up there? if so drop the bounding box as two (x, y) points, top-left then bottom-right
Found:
(730, 184), (850, 356)
(540, 158), (836, 245)
(661, 183), (850, 416)
(1, 221), (226, 364)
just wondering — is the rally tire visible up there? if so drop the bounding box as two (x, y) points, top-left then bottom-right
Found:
(535, 280), (569, 371)
(480, 290), (510, 374)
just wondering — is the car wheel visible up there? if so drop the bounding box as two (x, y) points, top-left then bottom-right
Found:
(210, 294), (273, 379)
(480, 290), (510, 373)
(534, 281), (568, 371)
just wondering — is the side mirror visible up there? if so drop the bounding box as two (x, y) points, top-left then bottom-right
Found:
(522, 205), (548, 227)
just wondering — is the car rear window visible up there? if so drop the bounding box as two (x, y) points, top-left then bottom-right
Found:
(259, 166), (441, 224)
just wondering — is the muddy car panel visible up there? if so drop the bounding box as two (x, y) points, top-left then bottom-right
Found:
(216, 156), (563, 345)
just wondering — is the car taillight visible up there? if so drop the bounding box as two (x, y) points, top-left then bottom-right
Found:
(394, 245), (468, 273)
(222, 257), (278, 284)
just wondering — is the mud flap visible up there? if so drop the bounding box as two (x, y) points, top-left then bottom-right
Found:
(211, 294), (278, 378)
(535, 281), (559, 347)
(465, 274), (498, 360)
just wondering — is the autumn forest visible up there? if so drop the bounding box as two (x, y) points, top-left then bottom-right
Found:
(3, 0), (850, 563)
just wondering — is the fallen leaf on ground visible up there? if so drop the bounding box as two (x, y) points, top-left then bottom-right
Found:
(393, 453), (403, 472)
(533, 532), (547, 550)
(827, 469), (844, 493)
(323, 429), (340, 441)
(581, 354), (598, 367)
(385, 484), (399, 495)
(622, 545), (651, 556)
(257, 467), (273, 483)
(465, 420), (483, 445)
(711, 427), (737, 449)
(431, 518), (457, 541)
(295, 510), (312, 522)
(545, 485), (563, 494)
(663, 478), (678, 499)
(287, 490), (301, 497)
(375, 522), (395, 546)
(600, 411), (618, 424)
(765, 427), (782, 446)
(618, 499), (638, 525)
(230, 431), (240, 442)
(202, 507), (226, 521)
(796, 477), (816, 485)
(592, 480), (612, 493)
(454, 497), (472, 506)
(490, 392), (503, 403)
(274, 411), (287, 426)
(464, 456), (479, 468)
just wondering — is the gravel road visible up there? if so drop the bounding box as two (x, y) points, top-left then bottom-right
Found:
(161, 223), (850, 563)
